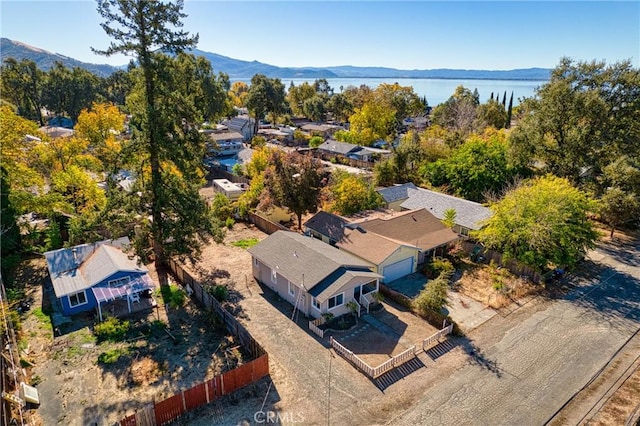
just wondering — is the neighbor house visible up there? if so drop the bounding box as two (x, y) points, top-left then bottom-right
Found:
(208, 131), (244, 156)
(377, 183), (493, 236)
(248, 231), (382, 318)
(222, 116), (255, 141)
(301, 123), (341, 139)
(304, 209), (459, 283)
(317, 139), (390, 162)
(44, 237), (156, 321)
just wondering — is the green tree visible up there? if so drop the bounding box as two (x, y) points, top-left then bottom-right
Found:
(261, 151), (323, 229)
(1, 58), (45, 124)
(287, 82), (316, 117)
(326, 92), (352, 123)
(599, 187), (640, 238)
(1, 167), (21, 282)
(95, 0), (223, 268)
(326, 170), (383, 215)
(476, 99), (507, 130)
(101, 69), (133, 106)
(509, 58), (640, 187)
(245, 74), (286, 134)
(473, 175), (599, 272)
(42, 62), (102, 123)
(303, 95), (326, 122)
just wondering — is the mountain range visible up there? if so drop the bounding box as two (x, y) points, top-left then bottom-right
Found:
(1, 37), (551, 80)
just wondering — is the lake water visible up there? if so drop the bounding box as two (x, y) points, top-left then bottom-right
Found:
(234, 77), (548, 106)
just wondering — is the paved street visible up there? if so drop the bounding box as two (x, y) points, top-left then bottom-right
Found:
(390, 237), (640, 425)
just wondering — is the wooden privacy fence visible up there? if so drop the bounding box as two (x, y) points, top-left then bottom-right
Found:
(422, 324), (454, 351)
(308, 317), (325, 338)
(461, 241), (542, 283)
(248, 212), (290, 235)
(120, 354), (269, 426)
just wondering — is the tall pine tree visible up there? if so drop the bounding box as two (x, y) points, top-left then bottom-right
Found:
(94, 0), (223, 271)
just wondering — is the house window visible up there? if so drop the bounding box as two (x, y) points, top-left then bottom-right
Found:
(312, 297), (321, 311)
(328, 293), (344, 310)
(68, 291), (87, 308)
(108, 276), (130, 288)
(271, 269), (277, 284)
(254, 257), (258, 267)
(288, 281), (295, 296)
(461, 227), (470, 237)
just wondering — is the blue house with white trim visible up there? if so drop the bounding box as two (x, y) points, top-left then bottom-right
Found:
(44, 237), (156, 321)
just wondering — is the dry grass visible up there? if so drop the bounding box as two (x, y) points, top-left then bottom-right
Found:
(455, 259), (541, 309)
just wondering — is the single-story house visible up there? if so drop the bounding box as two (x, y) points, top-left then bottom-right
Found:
(248, 231), (382, 318)
(301, 123), (341, 138)
(44, 237), (156, 320)
(377, 183), (493, 236)
(212, 178), (244, 201)
(222, 116), (255, 141)
(355, 209), (460, 265)
(304, 209), (459, 283)
(317, 139), (390, 162)
(208, 131), (244, 156)
(337, 225), (421, 283)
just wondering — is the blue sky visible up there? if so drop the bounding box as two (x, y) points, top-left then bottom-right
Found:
(1, 1), (638, 70)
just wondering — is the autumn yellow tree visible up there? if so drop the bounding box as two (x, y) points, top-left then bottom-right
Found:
(75, 102), (126, 173)
(228, 81), (249, 108)
(325, 170), (383, 215)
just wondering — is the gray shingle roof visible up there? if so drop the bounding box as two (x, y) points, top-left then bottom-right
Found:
(247, 231), (375, 294)
(303, 211), (349, 241)
(377, 182), (418, 204)
(400, 187), (493, 230)
(317, 139), (360, 156)
(44, 237), (147, 298)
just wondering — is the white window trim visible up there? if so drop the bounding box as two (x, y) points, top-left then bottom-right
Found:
(108, 276), (130, 288)
(68, 290), (88, 308)
(312, 297), (321, 311)
(271, 268), (277, 284)
(288, 281), (295, 296)
(328, 293), (344, 311)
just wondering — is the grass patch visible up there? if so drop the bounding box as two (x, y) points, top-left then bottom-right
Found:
(98, 347), (130, 365)
(31, 307), (52, 330)
(231, 238), (259, 249)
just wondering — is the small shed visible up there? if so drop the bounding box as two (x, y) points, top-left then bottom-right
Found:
(212, 179), (244, 201)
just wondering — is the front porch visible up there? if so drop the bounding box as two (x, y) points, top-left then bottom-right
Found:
(92, 275), (157, 321)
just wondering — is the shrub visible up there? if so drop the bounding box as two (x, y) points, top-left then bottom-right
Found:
(98, 347), (129, 364)
(210, 285), (229, 302)
(160, 284), (186, 309)
(225, 217), (235, 229)
(424, 257), (454, 279)
(346, 301), (359, 315)
(94, 317), (130, 343)
(413, 272), (451, 315)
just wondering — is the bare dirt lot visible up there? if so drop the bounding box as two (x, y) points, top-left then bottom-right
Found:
(15, 257), (247, 426)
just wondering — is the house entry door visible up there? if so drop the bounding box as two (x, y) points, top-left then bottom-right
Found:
(354, 285), (361, 302)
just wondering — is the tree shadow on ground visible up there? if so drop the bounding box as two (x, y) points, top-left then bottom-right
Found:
(458, 337), (504, 378)
(189, 264), (249, 320)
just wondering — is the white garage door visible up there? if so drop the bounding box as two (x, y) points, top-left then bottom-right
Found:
(382, 257), (413, 283)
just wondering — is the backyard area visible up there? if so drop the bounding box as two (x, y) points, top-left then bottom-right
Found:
(12, 256), (253, 426)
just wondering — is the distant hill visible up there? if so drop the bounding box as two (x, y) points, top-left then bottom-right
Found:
(0, 38), (121, 77)
(1, 37), (551, 81)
